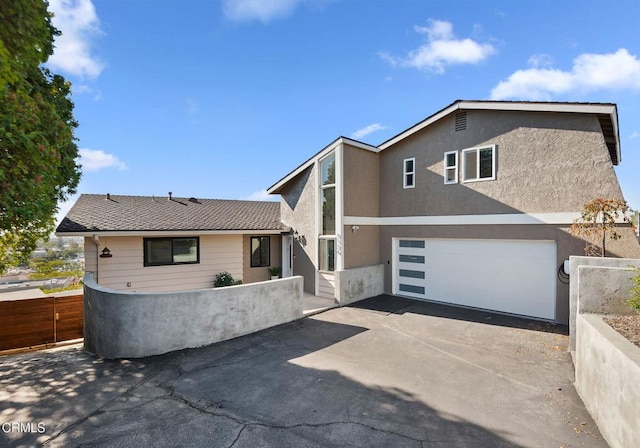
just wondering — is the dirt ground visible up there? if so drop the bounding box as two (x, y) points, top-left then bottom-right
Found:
(604, 314), (640, 348)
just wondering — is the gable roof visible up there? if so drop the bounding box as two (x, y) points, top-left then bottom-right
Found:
(378, 100), (620, 164)
(267, 136), (377, 194)
(267, 100), (621, 194)
(56, 194), (283, 236)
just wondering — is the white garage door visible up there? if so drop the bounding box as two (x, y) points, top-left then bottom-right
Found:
(394, 239), (556, 320)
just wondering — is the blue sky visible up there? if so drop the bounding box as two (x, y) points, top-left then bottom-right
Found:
(47, 0), (640, 222)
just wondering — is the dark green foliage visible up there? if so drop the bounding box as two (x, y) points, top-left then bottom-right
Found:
(630, 268), (640, 312)
(214, 272), (236, 287)
(0, 0), (81, 272)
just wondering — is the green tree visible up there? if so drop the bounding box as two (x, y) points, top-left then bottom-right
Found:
(0, 0), (81, 272)
(570, 198), (631, 257)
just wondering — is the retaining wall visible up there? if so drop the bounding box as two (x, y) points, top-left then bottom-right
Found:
(83, 274), (304, 358)
(569, 256), (640, 350)
(572, 260), (640, 448)
(335, 264), (385, 306)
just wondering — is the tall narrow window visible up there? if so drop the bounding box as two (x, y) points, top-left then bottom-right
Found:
(250, 236), (270, 267)
(403, 157), (415, 189)
(461, 145), (496, 182)
(319, 153), (336, 271)
(444, 151), (458, 184)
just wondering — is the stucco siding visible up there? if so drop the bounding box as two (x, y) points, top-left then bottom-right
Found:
(343, 224), (379, 269)
(242, 234), (282, 284)
(379, 111), (624, 217)
(280, 166), (318, 293)
(89, 234), (243, 292)
(343, 143), (379, 217)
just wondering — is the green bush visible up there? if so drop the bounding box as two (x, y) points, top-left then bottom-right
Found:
(214, 271), (235, 287)
(630, 268), (640, 312)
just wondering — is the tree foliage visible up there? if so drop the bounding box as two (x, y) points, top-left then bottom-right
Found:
(0, 0), (81, 272)
(569, 198), (631, 257)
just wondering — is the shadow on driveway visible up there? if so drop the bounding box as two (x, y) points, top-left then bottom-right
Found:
(351, 294), (568, 335)
(1, 296), (601, 447)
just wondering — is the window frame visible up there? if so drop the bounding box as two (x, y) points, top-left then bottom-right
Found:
(403, 157), (416, 189)
(143, 237), (200, 267)
(250, 236), (271, 268)
(443, 150), (458, 184)
(461, 145), (496, 183)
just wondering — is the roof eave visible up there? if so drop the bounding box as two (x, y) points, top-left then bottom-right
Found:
(55, 228), (285, 238)
(377, 100), (621, 164)
(267, 136), (378, 195)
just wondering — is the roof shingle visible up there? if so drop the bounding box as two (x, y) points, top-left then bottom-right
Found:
(56, 194), (283, 234)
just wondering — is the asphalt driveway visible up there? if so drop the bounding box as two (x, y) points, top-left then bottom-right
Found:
(0, 295), (606, 447)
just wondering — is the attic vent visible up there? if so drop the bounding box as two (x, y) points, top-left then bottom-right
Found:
(455, 112), (467, 131)
(188, 197), (200, 204)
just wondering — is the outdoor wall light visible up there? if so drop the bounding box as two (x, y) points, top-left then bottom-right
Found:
(100, 247), (113, 258)
(352, 225), (360, 233)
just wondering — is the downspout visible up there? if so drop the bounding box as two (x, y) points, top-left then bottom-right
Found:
(93, 235), (100, 283)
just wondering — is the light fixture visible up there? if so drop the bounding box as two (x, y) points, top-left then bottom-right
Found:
(352, 225), (360, 233)
(100, 247), (113, 258)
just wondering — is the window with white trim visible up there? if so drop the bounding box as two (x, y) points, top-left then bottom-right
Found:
(461, 145), (495, 182)
(403, 157), (415, 189)
(444, 151), (458, 184)
(319, 153), (336, 271)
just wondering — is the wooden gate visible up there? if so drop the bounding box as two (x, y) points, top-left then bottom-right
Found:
(0, 294), (83, 352)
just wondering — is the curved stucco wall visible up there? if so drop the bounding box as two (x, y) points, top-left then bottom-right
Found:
(83, 273), (303, 359)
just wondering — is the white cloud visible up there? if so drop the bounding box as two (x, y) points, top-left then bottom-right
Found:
(491, 48), (640, 100)
(381, 19), (496, 74)
(527, 54), (553, 68)
(47, 0), (105, 78)
(78, 149), (127, 172)
(223, 0), (303, 23)
(246, 190), (278, 201)
(351, 123), (387, 140)
(630, 131), (640, 139)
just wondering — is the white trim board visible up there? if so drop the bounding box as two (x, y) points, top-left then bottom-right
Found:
(345, 213), (588, 226)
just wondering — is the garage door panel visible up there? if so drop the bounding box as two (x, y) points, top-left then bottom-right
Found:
(395, 238), (556, 320)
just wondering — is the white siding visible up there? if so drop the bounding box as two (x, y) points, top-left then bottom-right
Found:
(90, 235), (243, 292)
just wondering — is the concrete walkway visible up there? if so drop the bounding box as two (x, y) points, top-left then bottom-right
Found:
(302, 292), (337, 316)
(0, 295), (606, 448)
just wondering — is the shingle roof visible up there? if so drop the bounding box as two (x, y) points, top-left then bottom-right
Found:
(56, 194), (283, 234)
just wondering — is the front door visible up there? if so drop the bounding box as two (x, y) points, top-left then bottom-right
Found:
(281, 235), (293, 278)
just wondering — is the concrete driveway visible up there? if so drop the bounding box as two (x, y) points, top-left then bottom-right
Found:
(0, 295), (606, 447)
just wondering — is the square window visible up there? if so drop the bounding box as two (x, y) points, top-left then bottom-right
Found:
(251, 236), (270, 267)
(461, 146), (495, 182)
(403, 157), (415, 189)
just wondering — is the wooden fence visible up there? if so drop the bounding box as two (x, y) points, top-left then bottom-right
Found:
(0, 294), (83, 352)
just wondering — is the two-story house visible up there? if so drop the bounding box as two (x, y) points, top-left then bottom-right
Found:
(268, 100), (640, 324)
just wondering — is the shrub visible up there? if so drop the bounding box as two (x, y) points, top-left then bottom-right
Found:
(630, 268), (640, 312)
(214, 271), (235, 287)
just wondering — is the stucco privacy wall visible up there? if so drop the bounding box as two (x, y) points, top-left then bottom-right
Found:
(569, 256), (640, 350)
(85, 234), (244, 292)
(83, 274), (304, 358)
(335, 264), (384, 306)
(573, 263), (640, 448)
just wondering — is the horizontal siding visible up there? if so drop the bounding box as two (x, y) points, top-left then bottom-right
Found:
(318, 272), (335, 299)
(94, 235), (243, 292)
